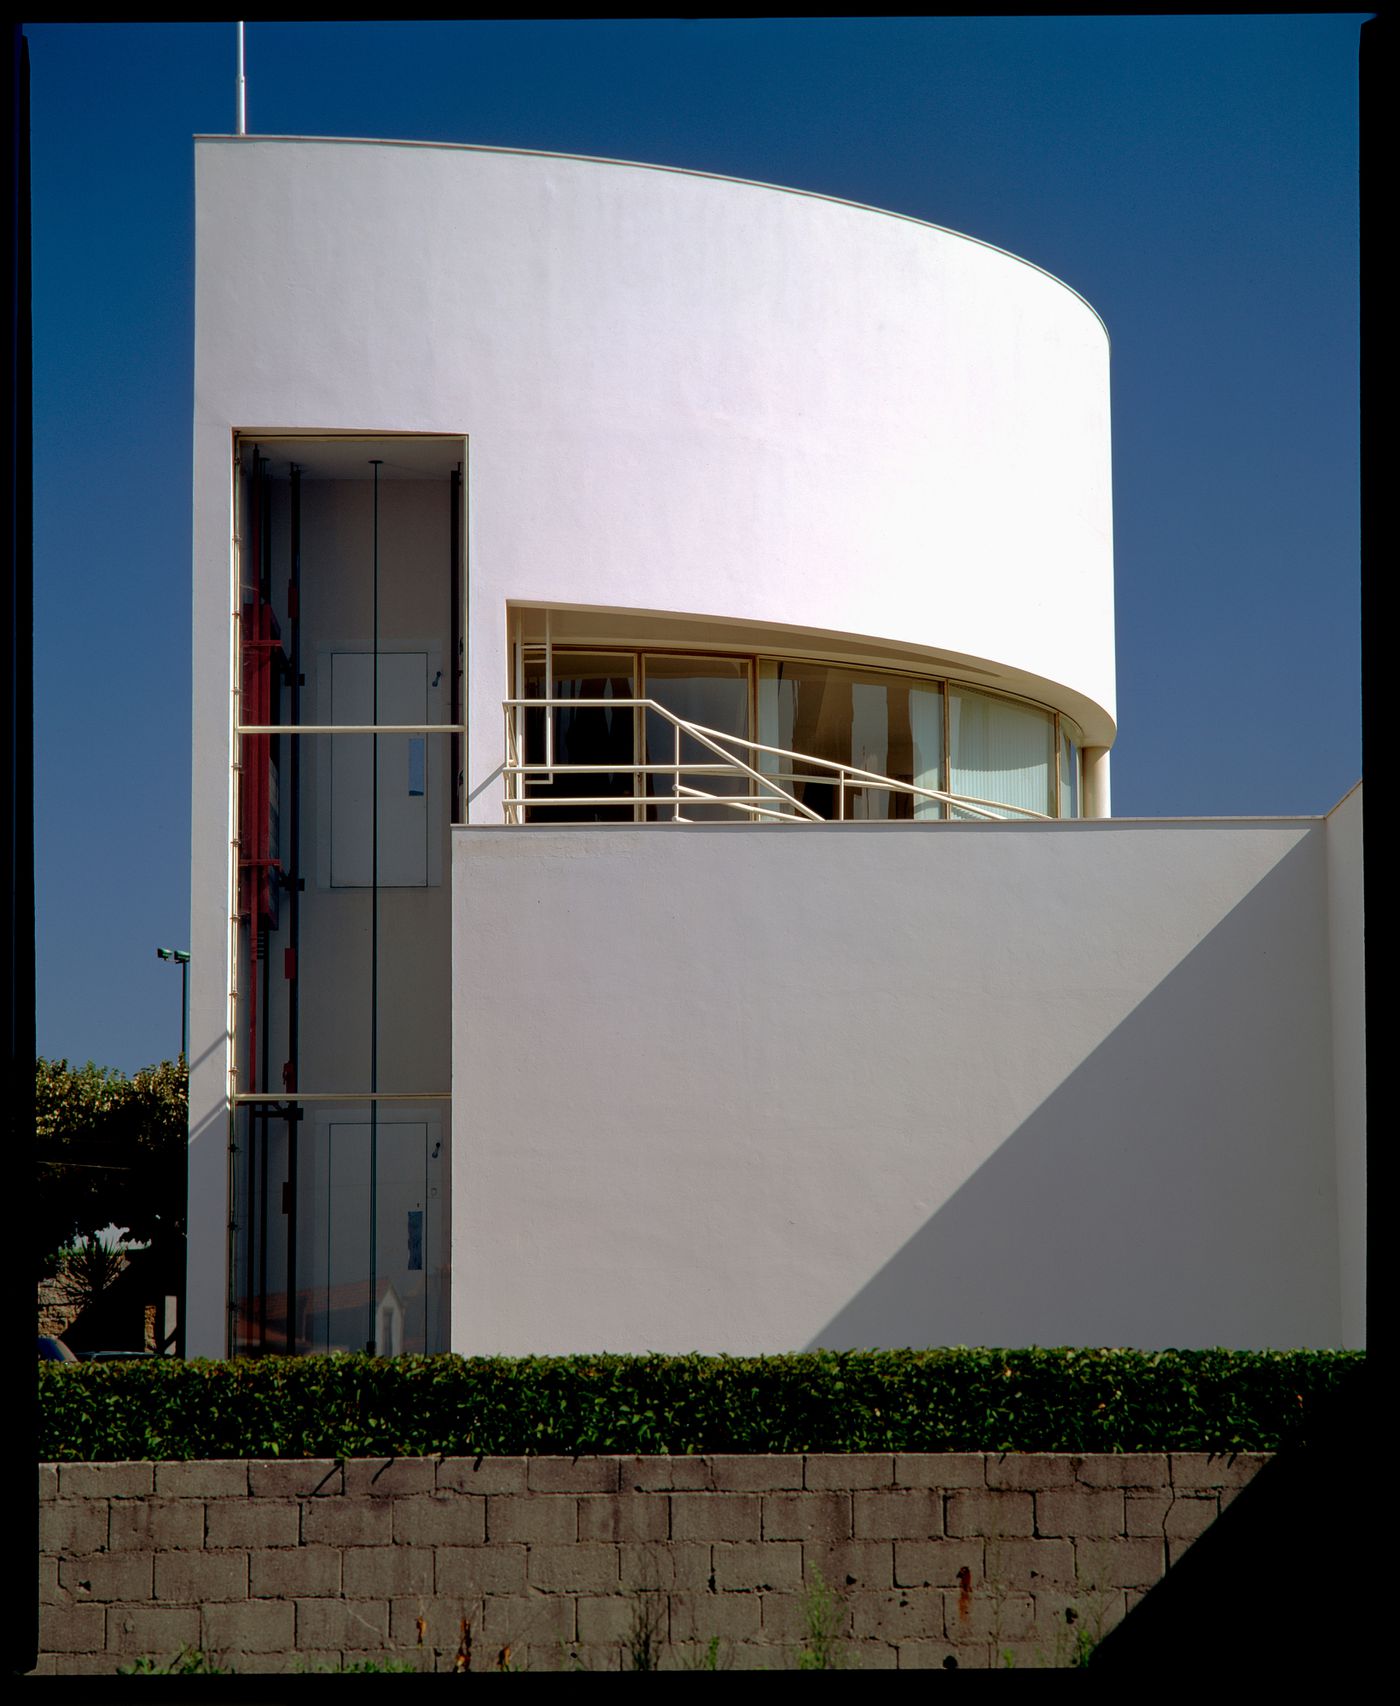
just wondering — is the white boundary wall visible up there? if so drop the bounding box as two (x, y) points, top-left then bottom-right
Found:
(452, 805), (1363, 1354)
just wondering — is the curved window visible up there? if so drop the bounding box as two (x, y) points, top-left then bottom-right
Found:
(519, 645), (1083, 822)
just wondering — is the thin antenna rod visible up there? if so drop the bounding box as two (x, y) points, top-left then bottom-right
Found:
(236, 23), (247, 136)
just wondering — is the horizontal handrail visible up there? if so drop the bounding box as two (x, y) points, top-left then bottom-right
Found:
(502, 696), (1052, 825)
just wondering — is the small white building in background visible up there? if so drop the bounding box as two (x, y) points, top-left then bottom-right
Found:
(187, 135), (1364, 1362)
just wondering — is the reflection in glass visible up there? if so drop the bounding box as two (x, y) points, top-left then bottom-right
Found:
(524, 652), (636, 822)
(642, 656), (751, 821)
(757, 660), (944, 820)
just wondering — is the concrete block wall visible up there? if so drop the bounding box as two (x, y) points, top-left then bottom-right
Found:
(35, 1454), (1268, 1673)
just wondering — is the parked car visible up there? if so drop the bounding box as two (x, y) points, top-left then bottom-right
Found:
(82, 1349), (157, 1361)
(36, 1336), (79, 1362)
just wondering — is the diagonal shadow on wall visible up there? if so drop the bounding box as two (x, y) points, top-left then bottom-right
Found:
(805, 832), (1342, 1351)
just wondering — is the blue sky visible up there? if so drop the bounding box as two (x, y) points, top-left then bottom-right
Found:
(27, 17), (1364, 1073)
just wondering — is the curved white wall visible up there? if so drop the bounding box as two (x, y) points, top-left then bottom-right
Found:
(194, 138), (1115, 819)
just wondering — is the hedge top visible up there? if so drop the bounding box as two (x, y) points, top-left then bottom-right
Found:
(37, 1347), (1362, 1460)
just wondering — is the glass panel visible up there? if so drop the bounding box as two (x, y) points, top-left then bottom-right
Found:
(949, 688), (1054, 818)
(524, 651), (637, 823)
(642, 656), (751, 821)
(1059, 716), (1082, 819)
(756, 660), (945, 820)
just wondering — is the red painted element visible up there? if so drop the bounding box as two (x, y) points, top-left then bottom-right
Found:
(957, 1564), (973, 1621)
(284, 947), (296, 981)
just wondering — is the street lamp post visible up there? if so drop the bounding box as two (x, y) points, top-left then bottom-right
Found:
(156, 948), (190, 1063)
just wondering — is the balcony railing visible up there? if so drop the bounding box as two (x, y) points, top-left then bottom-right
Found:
(503, 697), (1052, 825)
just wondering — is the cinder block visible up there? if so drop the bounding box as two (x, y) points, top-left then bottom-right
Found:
(247, 1459), (343, 1500)
(619, 1542), (711, 1592)
(38, 1464), (58, 1502)
(295, 1596), (389, 1649)
(108, 1497), (206, 1551)
(438, 1456), (528, 1496)
(41, 1653), (128, 1676)
(809, 1539), (896, 1591)
(1125, 1492), (1172, 1536)
(152, 1549), (247, 1603)
(389, 1596), (465, 1652)
(106, 1604), (202, 1655)
(668, 1590), (761, 1643)
(529, 1640), (619, 1673)
(983, 1538), (1075, 1589)
(527, 1457), (622, 1494)
(40, 1499), (107, 1557)
(301, 1498), (392, 1547)
(37, 1603), (106, 1653)
(896, 1638), (961, 1670)
(1167, 1536), (1204, 1569)
(39, 1556), (62, 1604)
(487, 1494), (577, 1544)
(713, 1541), (802, 1592)
(200, 1597), (294, 1654)
(1163, 1495), (1218, 1540)
(577, 1492), (668, 1544)
(250, 1546), (341, 1599)
(986, 1454), (1077, 1491)
(805, 1455), (895, 1491)
(1170, 1453), (1270, 1492)
(894, 1539), (984, 1589)
(853, 1489), (943, 1541)
(527, 1542), (620, 1594)
(1030, 1587), (1128, 1651)
(392, 1494), (486, 1547)
(895, 1455), (987, 1490)
(706, 1456), (805, 1491)
(1033, 1489), (1125, 1539)
(847, 1638), (901, 1669)
(155, 1461), (248, 1499)
(204, 1499), (299, 1549)
(761, 1588), (852, 1644)
(849, 1588), (942, 1643)
(625, 1456), (712, 1492)
(671, 1492), (761, 1543)
(478, 1591), (576, 1647)
(344, 1544), (434, 1597)
(1073, 1536), (1166, 1591)
(575, 1592), (651, 1644)
(344, 1456), (438, 1498)
(58, 1462), (153, 1500)
(764, 1491), (852, 1543)
(434, 1544), (528, 1597)
(942, 1587), (1033, 1644)
(59, 1552), (154, 1603)
(945, 1491), (1034, 1539)
(1074, 1454), (1169, 1490)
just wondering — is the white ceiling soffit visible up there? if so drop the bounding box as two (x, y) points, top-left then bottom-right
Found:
(239, 435), (464, 482)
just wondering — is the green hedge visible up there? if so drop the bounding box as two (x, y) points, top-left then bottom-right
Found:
(37, 1349), (1362, 1461)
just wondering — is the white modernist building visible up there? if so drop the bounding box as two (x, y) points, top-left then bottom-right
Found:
(188, 136), (1364, 1362)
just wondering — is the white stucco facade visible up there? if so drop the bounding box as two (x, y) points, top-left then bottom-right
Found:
(187, 135), (1361, 1360)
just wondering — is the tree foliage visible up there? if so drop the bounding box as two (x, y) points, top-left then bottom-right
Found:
(34, 1058), (187, 1279)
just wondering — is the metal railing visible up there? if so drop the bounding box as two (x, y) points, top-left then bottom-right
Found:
(503, 697), (1052, 825)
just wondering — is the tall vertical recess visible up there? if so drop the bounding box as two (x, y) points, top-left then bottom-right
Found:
(368, 459), (381, 1352)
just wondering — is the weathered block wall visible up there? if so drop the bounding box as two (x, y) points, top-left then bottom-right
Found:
(35, 1453), (1267, 1673)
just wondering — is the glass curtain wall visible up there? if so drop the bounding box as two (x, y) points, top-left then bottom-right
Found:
(230, 441), (458, 1359)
